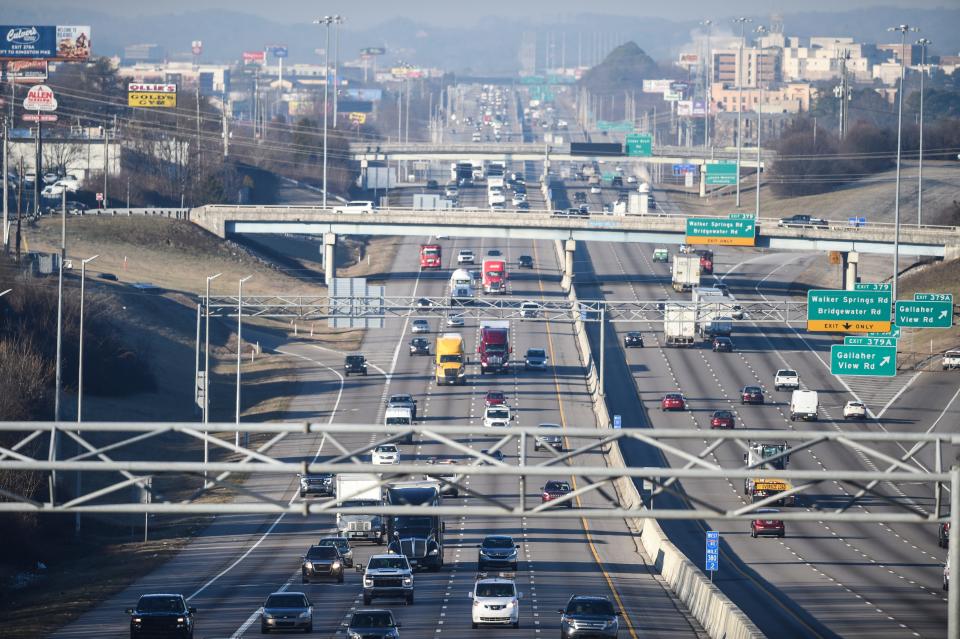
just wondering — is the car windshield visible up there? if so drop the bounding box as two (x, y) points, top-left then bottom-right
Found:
(714, 411), (732, 419)
(351, 612), (394, 628)
(440, 354), (463, 363)
(386, 417), (411, 425)
(546, 482), (570, 491)
(137, 596), (183, 613)
(265, 594), (308, 608)
(347, 356), (363, 364)
(414, 320), (428, 326)
(487, 409), (509, 419)
(376, 445), (398, 453)
(527, 349), (545, 358)
(483, 537), (515, 549)
(477, 583), (517, 597)
(319, 539), (348, 552)
(306, 546), (338, 559)
(567, 599), (615, 615)
(368, 557), (409, 570)
(745, 387), (761, 393)
(666, 394), (681, 400)
(779, 370), (797, 377)
(487, 393), (505, 400)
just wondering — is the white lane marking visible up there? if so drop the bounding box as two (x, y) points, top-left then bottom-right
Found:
(875, 372), (921, 419)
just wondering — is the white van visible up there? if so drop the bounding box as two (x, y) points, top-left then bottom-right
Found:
(334, 200), (375, 214)
(385, 406), (415, 444)
(789, 390), (819, 421)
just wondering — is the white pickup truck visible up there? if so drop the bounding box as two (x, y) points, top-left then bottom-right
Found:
(774, 369), (800, 391)
(943, 350), (960, 370)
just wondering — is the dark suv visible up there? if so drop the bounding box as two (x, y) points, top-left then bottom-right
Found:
(301, 544), (345, 583)
(127, 594), (196, 639)
(345, 609), (402, 639)
(345, 354), (368, 376)
(559, 595), (622, 638)
(623, 332), (644, 348)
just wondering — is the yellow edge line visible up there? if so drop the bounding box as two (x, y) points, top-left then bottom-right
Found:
(532, 241), (641, 639)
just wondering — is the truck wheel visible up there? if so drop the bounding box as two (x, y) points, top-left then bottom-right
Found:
(790, 414), (795, 421)
(337, 573), (344, 583)
(513, 621), (520, 629)
(406, 593), (415, 605)
(363, 594), (372, 606)
(472, 623), (478, 629)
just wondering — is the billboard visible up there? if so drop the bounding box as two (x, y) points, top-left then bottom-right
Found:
(642, 79), (672, 94)
(5, 60), (47, 83)
(0, 25), (91, 60)
(678, 53), (699, 66)
(128, 83), (177, 108)
(360, 47), (386, 56)
(270, 46), (288, 58)
(569, 142), (623, 157)
(344, 88), (382, 101)
(242, 51), (265, 65)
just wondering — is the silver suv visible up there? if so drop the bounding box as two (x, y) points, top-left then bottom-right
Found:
(360, 554), (415, 606)
(534, 423), (563, 452)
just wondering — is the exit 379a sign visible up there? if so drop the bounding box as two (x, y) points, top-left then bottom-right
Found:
(895, 293), (953, 328)
(807, 289), (892, 333)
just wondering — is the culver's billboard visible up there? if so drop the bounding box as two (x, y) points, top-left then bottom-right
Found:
(1, 25), (91, 60)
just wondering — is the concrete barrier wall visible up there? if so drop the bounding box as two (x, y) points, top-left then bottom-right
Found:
(558, 239), (764, 639)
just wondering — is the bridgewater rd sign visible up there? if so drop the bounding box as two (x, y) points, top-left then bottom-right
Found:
(807, 289), (892, 333)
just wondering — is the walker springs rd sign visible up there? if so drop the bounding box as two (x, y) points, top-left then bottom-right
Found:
(807, 289), (892, 333)
(127, 83), (177, 108)
(685, 215), (756, 246)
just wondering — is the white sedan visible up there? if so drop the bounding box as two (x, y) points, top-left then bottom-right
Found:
(843, 401), (867, 420)
(372, 444), (400, 465)
(457, 250), (475, 264)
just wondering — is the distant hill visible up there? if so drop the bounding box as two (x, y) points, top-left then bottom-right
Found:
(579, 42), (662, 94)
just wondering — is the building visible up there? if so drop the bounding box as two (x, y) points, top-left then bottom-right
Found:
(123, 44), (166, 64)
(712, 48), (781, 88)
(710, 81), (811, 114)
(878, 43), (921, 66)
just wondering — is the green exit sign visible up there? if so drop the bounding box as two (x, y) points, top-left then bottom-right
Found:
(915, 292), (953, 303)
(807, 289), (892, 333)
(844, 336), (897, 347)
(855, 283), (891, 292)
(830, 344), (897, 377)
(685, 217), (756, 247)
(626, 133), (652, 157)
(895, 300), (953, 328)
(705, 161), (737, 186)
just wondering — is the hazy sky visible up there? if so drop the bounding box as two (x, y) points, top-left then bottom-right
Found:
(49, 0), (955, 29)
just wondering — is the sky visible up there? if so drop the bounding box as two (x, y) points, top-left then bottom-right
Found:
(43, 0), (955, 29)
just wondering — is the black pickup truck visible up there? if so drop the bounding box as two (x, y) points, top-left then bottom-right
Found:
(344, 355), (368, 376)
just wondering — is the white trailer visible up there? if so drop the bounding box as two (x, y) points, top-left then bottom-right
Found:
(697, 293), (734, 338)
(672, 255), (701, 292)
(664, 303), (697, 347)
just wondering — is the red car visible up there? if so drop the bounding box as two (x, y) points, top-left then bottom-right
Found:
(485, 391), (507, 407)
(660, 393), (686, 411)
(751, 508), (785, 538)
(710, 410), (736, 429)
(740, 386), (764, 405)
(540, 480), (573, 508)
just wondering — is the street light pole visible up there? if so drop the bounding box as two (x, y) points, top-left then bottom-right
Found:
(333, 16), (344, 127)
(235, 275), (252, 447)
(733, 17), (752, 208)
(887, 24), (917, 304)
(755, 26), (767, 220)
(203, 272), (222, 484)
(916, 38), (931, 228)
(77, 255), (99, 423)
(54, 190), (67, 421)
(700, 20), (712, 149)
(313, 15), (336, 208)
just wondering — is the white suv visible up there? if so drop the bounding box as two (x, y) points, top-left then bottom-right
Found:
(334, 200), (375, 214)
(483, 406), (514, 428)
(372, 444), (400, 465)
(458, 250), (475, 265)
(469, 576), (521, 629)
(843, 401), (867, 420)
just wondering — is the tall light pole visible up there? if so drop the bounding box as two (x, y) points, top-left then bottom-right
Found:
(313, 15), (337, 208)
(700, 19), (713, 149)
(77, 254), (99, 423)
(733, 16), (752, 208)
(54, 190), (67, 421)
(235, 275), (252, 447)
(887, 24), (918, 304)
(333, 16), (344, 127)
(203, 272), (222, 484)
(755, 25), (767, 219)
(916, 37), (931, 228)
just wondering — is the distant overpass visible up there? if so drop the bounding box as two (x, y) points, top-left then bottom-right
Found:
(191, 205), (960, 285)
(348, 141), (774, 169)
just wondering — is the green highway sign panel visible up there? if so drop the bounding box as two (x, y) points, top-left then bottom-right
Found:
(915, 292), (953, 303)
(705, 161), (737, 186)
(685, 217), (756, 246)
(855, 283), (891, 292)
(599, 120), (635, 132)
(844, 336), (897, 347)
(626, 133), (652, 157)
(869, 324), (901, 339)
(895, 300), (953, 328)
(830, 344), (897, 377)
(807, 289), (892, 332)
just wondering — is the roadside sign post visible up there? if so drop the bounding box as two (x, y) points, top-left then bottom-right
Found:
(830, 344), (897, 377)
(807, 289), (892, 333)
(705, 531), (720, 580)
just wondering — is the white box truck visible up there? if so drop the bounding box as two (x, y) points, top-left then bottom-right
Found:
(672, 255), (701, 292)
(664, 303), (697, 347)
(336, 473), (385, 544)
(789, 390), (819, 421)
(697, 294), (734, 338)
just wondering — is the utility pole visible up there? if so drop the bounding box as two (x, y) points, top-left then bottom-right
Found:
(701, 19), (713, 149)
(54, 190), (66, 421)
(917, 38), (931, 228)
(733, 16), (752, 208)
(333, 16), (344, 127)
(835, 50), (851, 140)
(3, 118), (8, 251)
(313, 15), (337, 208)
(755, 25), (767, 220)
(102, 125), (108, 208)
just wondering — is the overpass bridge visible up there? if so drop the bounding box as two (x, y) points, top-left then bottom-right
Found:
(191, 205), (960, 286)
(348, 141), (773, 170)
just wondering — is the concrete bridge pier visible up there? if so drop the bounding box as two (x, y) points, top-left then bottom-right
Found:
(323, 232), (337, 286)
(841, 251), (860, 290)
(562, 239), (576, 291)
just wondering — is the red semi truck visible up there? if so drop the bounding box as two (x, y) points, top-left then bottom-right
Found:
(696, 250), (714, 274)
(420, 244), (442, 269)
(482, 259), (507, 294)
(478, 321), (511, 374)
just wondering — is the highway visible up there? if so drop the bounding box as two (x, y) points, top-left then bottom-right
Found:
(51, 231), (704, 638)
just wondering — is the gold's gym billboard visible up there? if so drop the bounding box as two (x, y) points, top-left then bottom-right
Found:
(128, 83), (177, 108)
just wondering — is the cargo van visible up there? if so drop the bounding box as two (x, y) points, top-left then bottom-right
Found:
(385, 406), (415, 444)
(789, 390), (819, 421)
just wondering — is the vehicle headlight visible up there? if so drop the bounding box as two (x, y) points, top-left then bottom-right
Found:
(349, 633), (363, 639)
(262, 612), (274, 620)
(507, 600), (516, 608)
(605, 619), (618, 629)
(332, 561), (341, 570)
(299, 611), (310, 619)
(479, 549), (488, 557)
(304, 561), (313, 570)
(363, 577), (373, 587)
(429, 548), (439, 555)
(403, 576), (413, 586)
(132, 617), (142, 624)
(177, 616), (185, 624)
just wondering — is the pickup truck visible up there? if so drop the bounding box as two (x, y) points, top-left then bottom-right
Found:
(344, 355), (368, 376)
(387, 394), (418, 420)
(943, 350), (960, 370)
(774, 369), (800, 391)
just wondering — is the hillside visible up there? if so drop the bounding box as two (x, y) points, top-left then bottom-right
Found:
(579, 42), (662, 94)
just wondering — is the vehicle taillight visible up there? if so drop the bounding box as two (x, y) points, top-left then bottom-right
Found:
(542, 492), (551, 500)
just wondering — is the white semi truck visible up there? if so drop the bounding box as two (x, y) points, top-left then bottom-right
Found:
(672, 255), (701, 292)
(448, 268), (474, 305)
(336, 473), (385, 544)
(664, 303), (697, 347)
